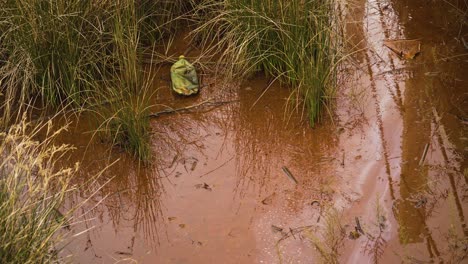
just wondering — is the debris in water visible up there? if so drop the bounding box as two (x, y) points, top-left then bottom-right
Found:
(179, 224), (186, 229)
(355, 217), (365, 235)
(311, 200), (321, 207)
(191, 239), (203, 246)
(349, 230), (361, 240)
(168, 217), (177, 221)
(462, 36), (468, 50)
(281, 166), (298, 184)
(148, 98), (239, 118)
(191, 159), (198, 171)
(424, 72), (440, 77)
(384, 39), (421, 60)
(261, 192), (277, 205)
(418, 143), (429, 166)
(115, 251), (132, 256)
(183, 157), (199, 172)
(379, 215), (387, 230)
(414, 197), (427, 208)
(195, 182), (212, 191)
(289, 227), (296, 239)
(271, 225), (284, 234)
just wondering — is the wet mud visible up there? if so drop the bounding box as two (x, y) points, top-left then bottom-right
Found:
(57, 0), (467, 263)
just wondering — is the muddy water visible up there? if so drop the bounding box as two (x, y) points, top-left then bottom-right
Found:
(59, 0), (467, 263)
(338, 0), (468, 263)
(62, 72), (340, 264)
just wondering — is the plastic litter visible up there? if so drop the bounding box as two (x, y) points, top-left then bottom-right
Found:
(170, 55), (199, 96)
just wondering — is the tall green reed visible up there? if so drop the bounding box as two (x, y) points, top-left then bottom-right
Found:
(92, 0), (154, 162)
(0, 0), (180, 161)
(192, 0), (342, 126)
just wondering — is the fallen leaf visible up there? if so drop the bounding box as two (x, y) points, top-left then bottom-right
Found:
(384, 39), (421, 60)
(261, 192), (277, 205)
(271, 225), (283, 233)
(195, 182), (212, 191)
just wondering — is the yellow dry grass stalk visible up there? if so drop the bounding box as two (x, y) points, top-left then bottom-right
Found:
(0, 117), (79, 263)
(305, 208), (346, 264)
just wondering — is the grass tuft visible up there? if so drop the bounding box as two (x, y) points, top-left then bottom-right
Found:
(0, 0), (168, 161)
(0, 117), (78, 263)
(192, 0), (343, 126)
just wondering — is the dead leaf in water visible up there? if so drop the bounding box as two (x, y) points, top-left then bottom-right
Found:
(349, 230), (361, 240)
(271, 225), (284, 233)
(384, 39), (421, 60)
(115, 251), (132, 256)
(191, 160), (198, 171)
(195, 182), (212, 191)
(179, 224), (186, 229)
(261, 192), (277, 205)
(168, 217), (177, 221)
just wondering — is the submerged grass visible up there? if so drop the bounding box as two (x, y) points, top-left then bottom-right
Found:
(306, 209), (346, 264)
(192, 0), (342, 125)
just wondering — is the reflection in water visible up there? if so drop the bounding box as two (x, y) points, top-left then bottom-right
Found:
(60, 64), (340, 262)
(342, 0), (467, 263)
(232, 76), (338, 199)
(54, 0), (467, 262)
(393, 0), (468, 262)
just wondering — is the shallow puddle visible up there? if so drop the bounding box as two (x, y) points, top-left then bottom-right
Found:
(58, 0), (467, 263)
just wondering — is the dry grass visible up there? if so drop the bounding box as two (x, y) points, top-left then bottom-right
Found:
(305, 208), (346, 264)
(0, 117), (79, 263)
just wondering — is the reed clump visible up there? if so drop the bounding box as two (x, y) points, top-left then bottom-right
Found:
(90, 1), (154, 162)
(192, 0), (342, 125)
(0, 118), (79, 263)
(0, 0), (182, 160)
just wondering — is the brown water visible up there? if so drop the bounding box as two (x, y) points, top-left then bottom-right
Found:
(59, 0), (467, 263)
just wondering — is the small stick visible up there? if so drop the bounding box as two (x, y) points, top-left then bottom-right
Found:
(462, 36), (468, 50)
(281, 166), (298, 184)
(418, 143), (429, 166)
(355, 217), (365, 235)
(289, 227), (296, 239)
(148, 99), (239, 118)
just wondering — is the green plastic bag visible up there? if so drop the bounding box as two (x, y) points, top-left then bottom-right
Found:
(170, 55), (199, 96)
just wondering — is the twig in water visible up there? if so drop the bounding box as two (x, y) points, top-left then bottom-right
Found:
(275, 225), (314, 264)
(281, 166), (298, 184)
(197, 156), (234, 178)
(418, 143), (429, 166)
(355, 217), (365, 235)
(148, 98), (239, 118)
(289, 227), (296, 239)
